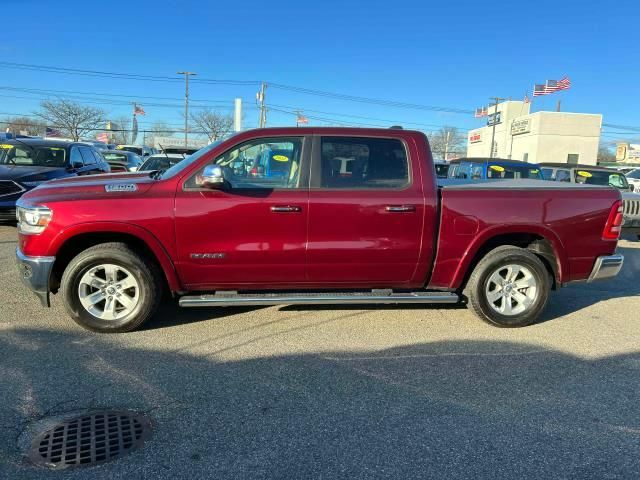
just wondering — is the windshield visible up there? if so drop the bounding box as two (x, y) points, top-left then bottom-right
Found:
(102, 152), (142, 166)
(117, 146), (142, 155)
(140, 156), (182, 171)
(159, 138), (232, 179)
(0, 144), (67, 167)
(486, 163), (543, 179)
(627, 169), (640, 179)
(575, 169), (629, 189)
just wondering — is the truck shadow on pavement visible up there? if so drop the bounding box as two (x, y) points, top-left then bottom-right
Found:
(1, 329), (639, 479)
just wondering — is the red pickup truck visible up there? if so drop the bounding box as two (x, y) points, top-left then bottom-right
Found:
(15, 127), (624, 333)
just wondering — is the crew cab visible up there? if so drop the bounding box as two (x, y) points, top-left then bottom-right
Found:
(448, 158), (544, 181)
(0, 139), (110, 222)
(15, 128), (625, 333)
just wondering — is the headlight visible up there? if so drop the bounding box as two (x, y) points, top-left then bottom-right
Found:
(16, 205), (53, 235)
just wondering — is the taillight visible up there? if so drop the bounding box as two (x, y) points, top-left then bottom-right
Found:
(602, 200), (624, 240)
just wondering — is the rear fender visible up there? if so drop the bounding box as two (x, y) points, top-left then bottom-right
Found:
(450, 225), (567, 290)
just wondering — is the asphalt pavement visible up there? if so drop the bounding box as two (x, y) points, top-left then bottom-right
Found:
(1, 225), (639, 479)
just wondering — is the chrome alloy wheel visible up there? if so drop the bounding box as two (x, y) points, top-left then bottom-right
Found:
(485, 264), (538, 316)
(78, 264), (140, 320)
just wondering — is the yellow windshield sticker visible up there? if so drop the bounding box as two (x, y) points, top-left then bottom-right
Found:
(0, 144), (14, 149)
(116, 145), (125, 149)
(489, 165), (505, 172)
(272, 154), (289, 162)
(530, 169), (539, 173)
(49, 147), (64, 151)
(577, 170), (593, 178)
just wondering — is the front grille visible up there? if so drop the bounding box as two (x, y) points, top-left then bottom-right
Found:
(0, 208), (16, 222)
(624, 199), (640, 217)
(0, 180), (24, 197)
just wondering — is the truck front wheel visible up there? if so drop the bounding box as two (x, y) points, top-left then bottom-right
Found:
(60, 243), (162, 333)
(465, 246), (551, 327)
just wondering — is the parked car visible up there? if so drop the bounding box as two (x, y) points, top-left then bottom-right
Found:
(100, 150), (144, 172)
(16, 127), (624, 333)
(138, 153), (186, 172)
(116, 145), (154, 158)
(540, 163), (640, 239)
(625, 168), (640, 192)
(448, 158), (544, 180)
(0, 139), (110, 222)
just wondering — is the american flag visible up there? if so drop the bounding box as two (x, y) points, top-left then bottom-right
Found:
(133, 104), (146, 116)
(533, 77), (571, 96)
(96, 132), (109, 143)
(45, 127), (62, 137)
(474, 106), (488, 118)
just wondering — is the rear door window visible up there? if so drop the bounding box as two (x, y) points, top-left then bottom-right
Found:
(318, 137), (409, 189)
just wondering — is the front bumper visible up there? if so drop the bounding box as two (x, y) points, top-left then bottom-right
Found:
(587, 254), (624, 282)
(15, 248), (55, 307)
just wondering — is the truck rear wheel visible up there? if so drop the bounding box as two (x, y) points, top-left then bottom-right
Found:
(465, 246), (550, 327)
(60, 243), (162, 333)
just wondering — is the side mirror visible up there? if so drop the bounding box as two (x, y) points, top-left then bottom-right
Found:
(195, 165), (226, 189)
(71, 161), (83, 170)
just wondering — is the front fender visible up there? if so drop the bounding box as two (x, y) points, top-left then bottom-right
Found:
(50, 221), (183, 292)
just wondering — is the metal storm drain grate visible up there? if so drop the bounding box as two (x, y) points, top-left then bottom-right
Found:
(28, 410), (152, 470)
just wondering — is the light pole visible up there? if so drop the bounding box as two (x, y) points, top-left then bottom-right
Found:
(177, 71), (196, 147)
(488, 97), (506, 158)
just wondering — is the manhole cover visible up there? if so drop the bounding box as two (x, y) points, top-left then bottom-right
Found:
(28, 410), (152, 470)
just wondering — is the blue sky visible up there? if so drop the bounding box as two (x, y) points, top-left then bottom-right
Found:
(0, 0), (638, 146)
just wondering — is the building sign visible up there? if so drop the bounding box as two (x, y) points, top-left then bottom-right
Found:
(616, 144), (628, 161)
(487, 112), (501, 126)
(511, 118), (531, 135)
(628, 149), (640, 160)
(469, 131), (482, 143)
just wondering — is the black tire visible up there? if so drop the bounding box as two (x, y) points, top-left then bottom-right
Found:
(464, 245), (551, 328)
(60, 242), (163, 333)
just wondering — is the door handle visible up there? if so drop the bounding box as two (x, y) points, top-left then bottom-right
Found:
(270, 205), (302, 213)
(385, 205), (416, 213)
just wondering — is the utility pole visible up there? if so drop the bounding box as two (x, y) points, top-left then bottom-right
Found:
(257, 82), (267, 128)
(488, 97), (506, 158)
(234, 98), (243, 132)
(177, 71), (197, 147)
(556, 99), (561, 112)
(443, 130), (451, 161)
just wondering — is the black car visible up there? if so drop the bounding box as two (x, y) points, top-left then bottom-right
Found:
(0, 139), (110, 221)
(100, 150), (144, 172)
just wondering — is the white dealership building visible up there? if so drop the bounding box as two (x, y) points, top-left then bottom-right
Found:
(466, 101), (602, 165)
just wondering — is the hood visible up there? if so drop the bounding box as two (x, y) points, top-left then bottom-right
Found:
(0, 164), (68, 182)
(20, 172), (157, 205)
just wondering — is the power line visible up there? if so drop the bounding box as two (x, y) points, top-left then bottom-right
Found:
(0, 61), (474, 115)
(0, 85), (242, 104)
(269, 82), (474, 115)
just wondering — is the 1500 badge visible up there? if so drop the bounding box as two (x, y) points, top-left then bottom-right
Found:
(105, 184), (138, 192)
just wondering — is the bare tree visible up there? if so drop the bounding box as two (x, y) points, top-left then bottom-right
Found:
(146, 121), (176, 147)
(35, 99), (105, 141)
(597, 145), (616, 163)
(1, 116), (46, 136)
(428, 126), (465, 160)
(189, 109), (234, 142)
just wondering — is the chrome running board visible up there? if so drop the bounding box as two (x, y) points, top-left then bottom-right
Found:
(179, 291), (459, 307)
